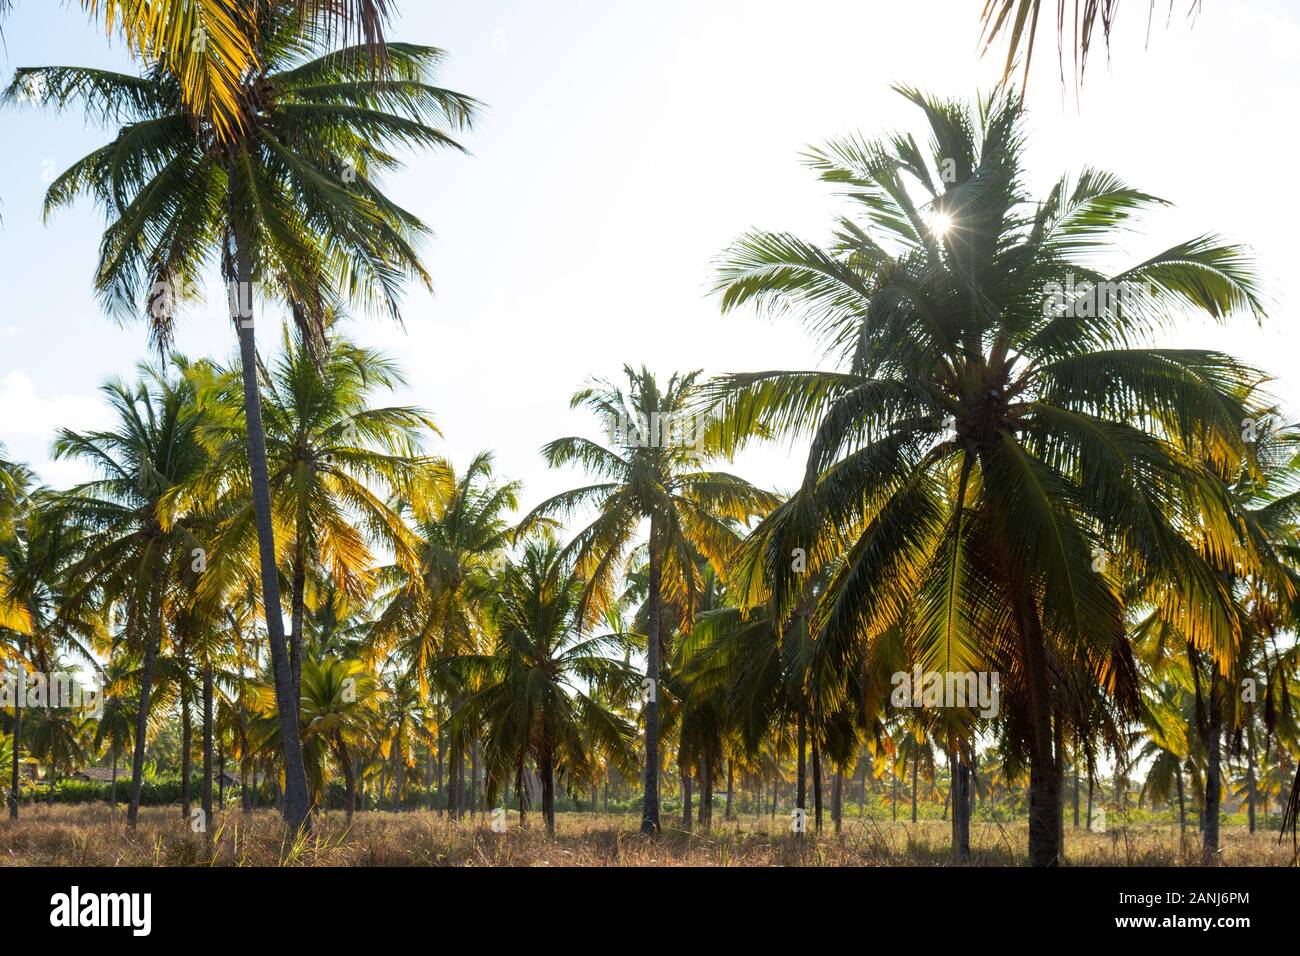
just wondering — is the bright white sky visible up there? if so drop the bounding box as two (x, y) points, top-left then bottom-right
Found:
(1, 0), (1297, 520)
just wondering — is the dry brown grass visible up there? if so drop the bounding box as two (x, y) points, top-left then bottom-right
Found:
(0, 805), (1293, 866)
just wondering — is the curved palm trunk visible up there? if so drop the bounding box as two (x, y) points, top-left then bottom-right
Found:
(640, 517), (662, 835)
(231, 223), (311, 833)
(127, 566), (165, 828)
(8, 636), (23, 819)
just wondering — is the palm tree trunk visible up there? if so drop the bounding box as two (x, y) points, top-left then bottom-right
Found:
(8, 636), (23, 819)
(1176, 762), (1186, 834)
(1203, 670), (1222, 864)
(231, 223), (311, 833)
(724, 760), (734, 821)
(811, 737), (823, 833)
(681, 756), (692, 831)
(201, 665), (214, 835)
(127, 566), (165, 828)
(338, 736), (356, 824)
(796, 708), (807, 838)
(1008, 572), (1061, 866)
(701, 752), (713, 829)
(640, 517), (663, 835)
(1073, 761), (1080, 828)
(911, 753), (918, 824)
(471, 735), (480, 817)
(541, 750), (556, 836)
(1246, 728), (1257, 834)
(832, 769), (844, 835)
(110, 747), (118, 808)
(1054, 715), (1066, 861)
(181, 687), (193, 821)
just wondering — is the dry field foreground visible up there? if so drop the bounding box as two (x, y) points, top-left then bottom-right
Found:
(1, 806), (1294, 866)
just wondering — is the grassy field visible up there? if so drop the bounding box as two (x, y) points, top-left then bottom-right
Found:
(1, 806), (1293, 867)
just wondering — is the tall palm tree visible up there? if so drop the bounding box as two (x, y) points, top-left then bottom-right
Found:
(451, 537), (641, 835)
(524, 367), (779, 834)
(709, 88), (1266, 865)
(368, 451), (515, 816)
(12, 2), (476, 831)
(48, 364), (207, 826)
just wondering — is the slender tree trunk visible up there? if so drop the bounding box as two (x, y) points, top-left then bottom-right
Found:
(952, 748), (971, 861)
(832, 769), (843, 835)
(700, 752), (713, 829)
(127, 567), (165, 828)
(811, 738), (823, 833)
(1246, 729), (1257, 834)
(1203, 670), (1223, 864)
(8, 637), (22, 819)
(471, 735), (480, 817)
(110, 747), (118, 809)
(541, 751), (556, 836)
(201, 664), (214, 836)
(339, 736), (356, 824)
(1176, 763), (1186, 834)
(181, 689), (193, 821)
(231, 222), (311, 833)
(724, 760), (734, 821)
(641, 518), (663, 835)
(1054, 716), (1066, 861)
(1086, 773), (1093, 830)
(1073, 761), (1080, 828)
(681, 754), (693, 831)
(911, 753), (918, 824)
(796, 709), (807, 838)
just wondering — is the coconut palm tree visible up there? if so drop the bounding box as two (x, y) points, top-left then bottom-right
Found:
(10, 2), (476, 831)
(46, 364), (207, 826)
(300, 656), (382, 820)
(368, 451), (514, 816)
(709, 88), (1266, 865)
(524, 366), (779, 834)
(449, 537), (641, 835)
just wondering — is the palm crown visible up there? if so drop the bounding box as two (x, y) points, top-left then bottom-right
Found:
(710, 87), (1269, 865)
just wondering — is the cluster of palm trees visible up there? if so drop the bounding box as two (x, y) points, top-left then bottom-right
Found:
(0, 1), (1297, 869)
